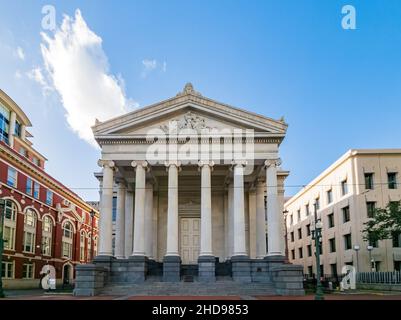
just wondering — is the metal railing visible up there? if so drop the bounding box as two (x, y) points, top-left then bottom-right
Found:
(357, 271), (401, 284)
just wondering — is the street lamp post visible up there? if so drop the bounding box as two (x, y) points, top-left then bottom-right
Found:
(311, 203), (324, 300)
(367, 245), (374, 272)
(0, 199), (6, 298)
(90, 210), (95, 262)
(283, 210), (289, 263)
(353, 245), (360, 273)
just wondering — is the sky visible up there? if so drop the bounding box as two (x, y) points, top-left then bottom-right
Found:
(0, 0), (400, 201)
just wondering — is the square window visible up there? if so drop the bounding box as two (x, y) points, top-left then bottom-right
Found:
(341, 179), (348, 196)
(329, 238), (336, 253)
(366, 202), (376, 218)
(344, 233), (352, 250)
(388, 173), (397, 189)
(327, 189), (333, 204)
(7, 167), (17, 188)
(328, 213), (335, 228)
(365, 173), (374, 190)
(342, 206), (350, 223)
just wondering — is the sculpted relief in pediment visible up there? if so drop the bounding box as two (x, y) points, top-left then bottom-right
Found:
(159, 111), (215, 134)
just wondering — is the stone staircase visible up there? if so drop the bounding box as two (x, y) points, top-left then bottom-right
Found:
(100, 276), (277, 296)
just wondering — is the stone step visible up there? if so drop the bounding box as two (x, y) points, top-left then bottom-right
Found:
(100, 280), (277, 296)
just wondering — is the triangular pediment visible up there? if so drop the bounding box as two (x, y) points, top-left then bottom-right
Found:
(92, 83), (287, 139)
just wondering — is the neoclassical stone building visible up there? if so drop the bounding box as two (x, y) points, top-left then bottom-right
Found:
(74, 84), (304, 295)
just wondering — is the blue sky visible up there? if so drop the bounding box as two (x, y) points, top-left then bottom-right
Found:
(0, 0), (401, 200)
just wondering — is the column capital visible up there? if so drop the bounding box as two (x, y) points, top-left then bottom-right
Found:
(198, 160), (214, 169)
(164, 160), (181, 168)
(230, 160), (248, 169)
(264, 158), (282, 169)
(131, 160), (148, 169)
(97, 159), (115, 169)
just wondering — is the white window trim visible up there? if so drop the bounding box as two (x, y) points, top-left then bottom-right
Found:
(2, 261), (15, 279)
(22, 263), (35, 279)
(7, 166), (18, 188)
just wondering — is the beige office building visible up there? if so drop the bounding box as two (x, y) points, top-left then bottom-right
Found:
(284, 149), (401, 276)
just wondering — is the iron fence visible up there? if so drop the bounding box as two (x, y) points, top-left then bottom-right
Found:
(357, 271), (401, 284)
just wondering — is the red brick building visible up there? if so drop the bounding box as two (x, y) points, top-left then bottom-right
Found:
(0, 89), (99, 289)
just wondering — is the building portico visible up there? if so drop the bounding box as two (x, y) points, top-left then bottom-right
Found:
(74, 84), (304, 296)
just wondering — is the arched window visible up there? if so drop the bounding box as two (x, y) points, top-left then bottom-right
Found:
(23, 208), (37, 253)
(3, 200), (17, 250)
(42, 216), (53, 256)
(79, 230), (86, 261)
(62, 221), (74, 259)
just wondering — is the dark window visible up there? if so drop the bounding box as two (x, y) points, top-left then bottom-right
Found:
(305, 204), (310, 216)
(365, 173), (374, 190)
(308, 266), (313, 276)
(315, 198), (320, 210)
(375, 262), (381, 272)
(298, 247), (303, 259)
(297, 210), (301, 222)
(14, 121), (21, 137)
(394, 261), (401, 271)
(306, 224), (311, 236)
(330, 263), (338, 276)
(0, 103), (10, 144)
(319, 243), (323, 255)
(341, 179), (348, 196)
(320, 265), (324, 276)
(329, 238), (336, 253)
(298, 228), (302, 240)
(388, 173), (397, 189)
(112, 196), (117, 222)
(344, 233), (352, 250)
(327, 213), (335, 228)
(342, 206), (350, 223)
(366, 202), (376, 218)
(327, 189), (333, 204)
(291, 249), (295, 260)
(392, 232), (401, 248)
(290, 214), (293, 225)
(290, 231), (294, 242)
(307, 245), (312, 257)
(368, 232), (378, 248)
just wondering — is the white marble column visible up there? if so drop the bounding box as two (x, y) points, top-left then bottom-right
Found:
(97, 160), (115, 256)
(256, 179), (267, 258)
(114, 181), (126, 259)
(8, 111), (16, 147)
(165, 161), (180, 256)
(131, 161), (148, 256)
(199, 161), (214, 256)
(227, 181), (234, 258)
(145, 182), (154, 259)
(232, 161), (247, 256)
(124, 189), (134, 258)
(265, 159), (284, 256)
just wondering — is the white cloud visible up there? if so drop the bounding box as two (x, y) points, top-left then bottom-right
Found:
(38, 9), (133, 147)
(141, 59), (167, 77)
(141, 59), (157, 78)
(26, 67), (53, 95)
(14, 70), (22, 79)
(16, 46), (25, 60)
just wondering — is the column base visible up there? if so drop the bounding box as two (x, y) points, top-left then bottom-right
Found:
(198, 255), (216, 282)
(163, 255), (181, 282)
(264, 255), (286, 272)
(231, 255), (252, 282)
(270, 263), (305, 296)
(93, 255), (115, 285)
(127, 255), (148, 283)
(73, 264), (106, 296)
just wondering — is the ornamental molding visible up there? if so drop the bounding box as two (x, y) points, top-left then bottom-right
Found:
(159, 111), (215, 134)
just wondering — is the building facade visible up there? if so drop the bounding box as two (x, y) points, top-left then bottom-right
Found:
(0, 89), (99, 289)
(74, 84), (305, 296)
(284, 149), (401, 276)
